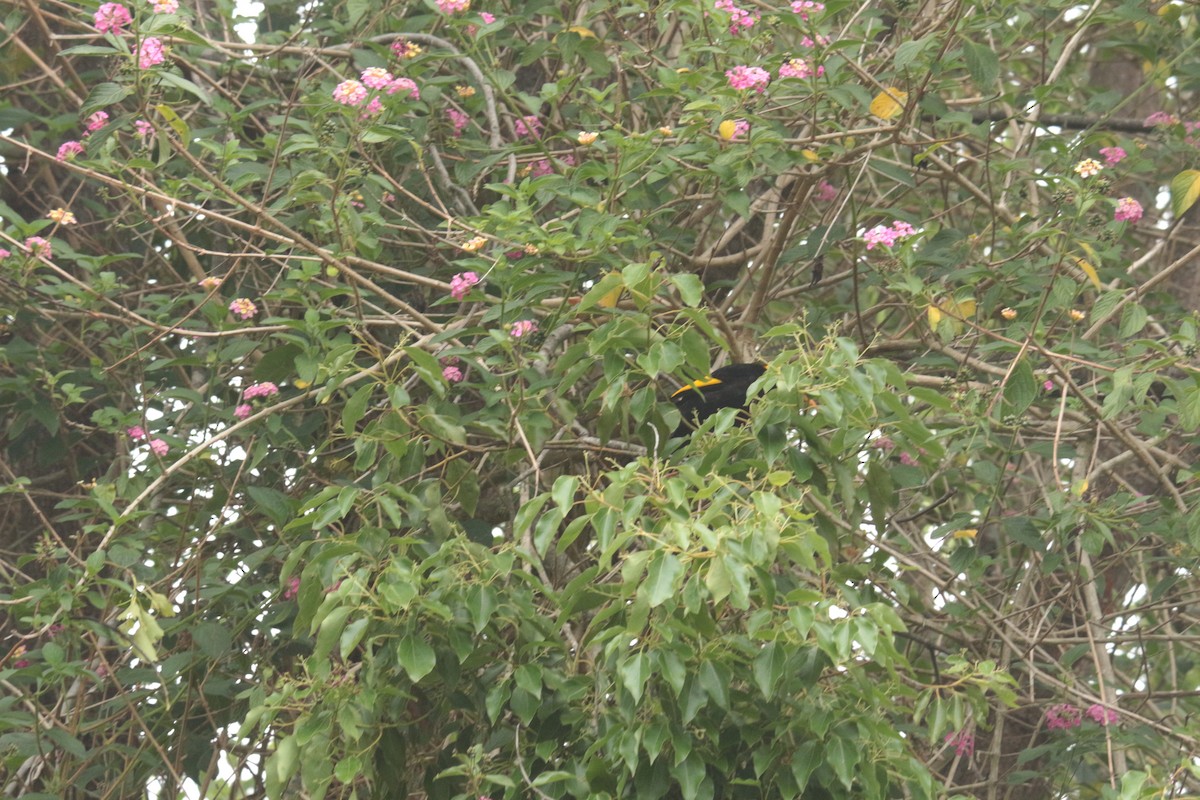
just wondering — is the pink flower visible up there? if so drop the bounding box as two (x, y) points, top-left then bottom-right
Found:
(872, 436), (895, 451)
(480, 12), (495, 23)
(360, 97), (384, 117)
(151, 0), (179, 12)
(333, 80), (367, 106)
(1144, 111), (1179, 127)
(24, 237), (51, 258)
(899, 452), (917, 466)
(447, 108), (470, 136)
(790, 0), (824, 18)
(1085, 704), (1119, 726)
(229, 298), (257, 320)
(815, 179), (837, 202)
(450, 271), (480, 300)
(1099, 146), (1126, 165)
(509, 319), (537, 338)
(283, 576), (301, 600)
(127, 426), (147, 440)
(56, 141), (84, 161)
(514, 115), (543, 139)
(1043, 380), (1055, 391)
(1114, 197), (1143, 223)
(943, 730), (974, 758)
(360, 67), (394, 89)
(443, 365), (464, 382)
(800, 34), (831, 47)
(199, 276), (222, 290)
(731, 119), (750, 139)
(134, 119), (154, 137)
(1045, 703), (1083, 730)
(779, 58), (823, 79)
(530, 159), (554, 177)
(234, 404), (252, 419)
(93, 3), (132, 33)
(386, 77), (420, 99)
(244, 382), (280, 400)
(714, 0), (759, 34)
(149, 438), (169, 457)
(85, 111), (109, 132)
(392, 39), (422, 59)
(1073, 158), (1103, 178)
(436, 0), (470, 12)
(138, 37), (165, 69)
(726, 65), (771, 92)
(0, 249), (10, 259)
(863, 220), (917, 250)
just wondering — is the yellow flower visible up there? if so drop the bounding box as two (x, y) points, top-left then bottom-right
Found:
(1073, 158), (1103, 178)
(657, 126), (673, 136)
(523, 243), (539, 255)
(461, 236), (487, 252)
(47, 208), (76, 225)
(577, 131), (599, 145)
(455, 85), (476, 98)
(1068, 309), (1086, 321)
(1000, 307), (1017, 320)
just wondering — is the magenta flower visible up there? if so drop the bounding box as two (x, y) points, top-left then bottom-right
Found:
(138, 37), (165, 69)
(1043, 380), (1055, 391)
(149, 438), (169, 457)
(509, 319), (537, 338)
(56, 141), (84, 162)
(1144, 111), (1179, 127)
(229, 298), (257, 320)
(1085, 704), (1119, 726)
(514, 115), (543, 140)
(85, 111), (109, 132)
(779, 58), (823, 79)
(1045, 703), (1083, 730)
(243, 382), (280, 400)
(134, 119), (154, 137)
(943, 730), (974, 758)
(234, 404), (252, 420)
(360, 67), (394, 89)
(283, 576), (301, 601)
(127, 425), (147, 440)
(726, 65), (771, 92)
(386, 77), (420, 99)
(480, 12), (495, 23)
(449, 271), (480, 300)
(93, 3), (132, 33)
(1099, 146), (1126, 165)
(1114, 197), (1143, 223)
(447, 108), (470, 137)
(714, 0), (759, 34)
(24, 237), (51, 258)
(436, 0), (470, 12)
(360, 96), (384, 117)
(815, 179), (837, 203)
(333, 80), (367, 106)
(443, 365), (464, 382)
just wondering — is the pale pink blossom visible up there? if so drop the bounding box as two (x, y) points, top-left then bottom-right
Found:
(1045, 703), (1083, 730)
(1114, 197), (1143, 222)
(863, 220), (916, 250)
(24, 237), (51, 258)
(446, 108), (470, 136)
(198, 276), (222, 290)
(443, 365), (464, 382)
(134, 119), (154, 137)
(56, 141), (84, 161)
(726, 65), (771, 92)
(93, 3), (132, 33)
(127, 426), (147, 440)
(514, 115), (543, 139)
(138, 37), (165, 69)
(386, 77), (419, 99)
(360, 97), (384, 117)
(1085, 704), (1119, 726)
(151, 0), (179, 12)
(1099, 146), (1126, 165)
(509, 319), (537, 338)
(283, 576), (301, 600)
(1144, 111), (1179, 127)
(85, 111), (109, 132)
(815, 180), (837, 203)
(0, 249), (10, 259)
(228, 298), (257, 320)
(790, 0), (824, 18)
(149, 438), (169, 456)
(360, 67), (394, 89)
(234, 404), (252, 420)
(480, 12), (495, 23)
(943, 730), (974, 758)
(436, 0), (470, 12)
(778, 58), (823, 79)
(450, 271), (480, 300)
(243, 382), (279, 400)
(714, 0), (759, 33)
(333, 80), (367, 106)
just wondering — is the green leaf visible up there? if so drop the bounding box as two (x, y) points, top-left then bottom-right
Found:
(1002, 358), (1036, 415)
(962, 40), (1000, 88)
(397, 636), (436, 682)
(80, 81), (134, 116)
(641, 551), (683, 608)
(157, 70), (213, 105)
(752, 642), (785, 698)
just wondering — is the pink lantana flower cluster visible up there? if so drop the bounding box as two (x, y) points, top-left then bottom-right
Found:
(450, 271), (480, 300)
(24, 237), (52, 258)
(726, 65), (771, 92)
(1073, 158), (1102, 178)
(1099, 146), (1126, 165)
(779, 58), (823, 79)
(128, 426), (168, 456)
(815, 179), (837, 203)
(332, 69), (420, 114)
(56, 141), (84, 161)
(442, 356), (464, 383)
(1114, 197), (1143, 223)
(139, 37), (166, 69)
(943, 729), (974, 758)
(713, 0), (759, 34)
(85, 111), (109, 132)
(514, 115), (543, 140)
(863, 220), (917, 250)
(446, 108), (470, 137)
(1045, 702), (1118, 730)
(229, 298), (257, 320)
(509, 320), (537, 338)
(392, 39), (422, 59)
(436, 0), (470, 12)
(94, 3), (132, 33)
(791, 0), (824, 19)
(151, 0), (179, 12)
(235, 382), (280, 420)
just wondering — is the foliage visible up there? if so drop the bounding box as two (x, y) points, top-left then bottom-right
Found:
(2, 0), (1200, 798)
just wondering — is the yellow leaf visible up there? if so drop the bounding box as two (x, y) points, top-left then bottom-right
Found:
(928, 298), (975, 336)
(718, 120), (738, 140)
(1074, 257), (1101, 290)
(1072, 479), (1089, 497)
(566, 25), (596, 38)
(870, 88), (908, 120)
(951, 528), (978, 540)
(155, 104), (189, 141)
(926, 304), (943, 329)
(801, 149), (819, 162)
(294, 379), (312, 390)
(1171, 169), (1200, 218)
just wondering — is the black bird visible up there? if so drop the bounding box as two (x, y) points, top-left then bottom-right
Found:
(670, 363), (767, 438)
